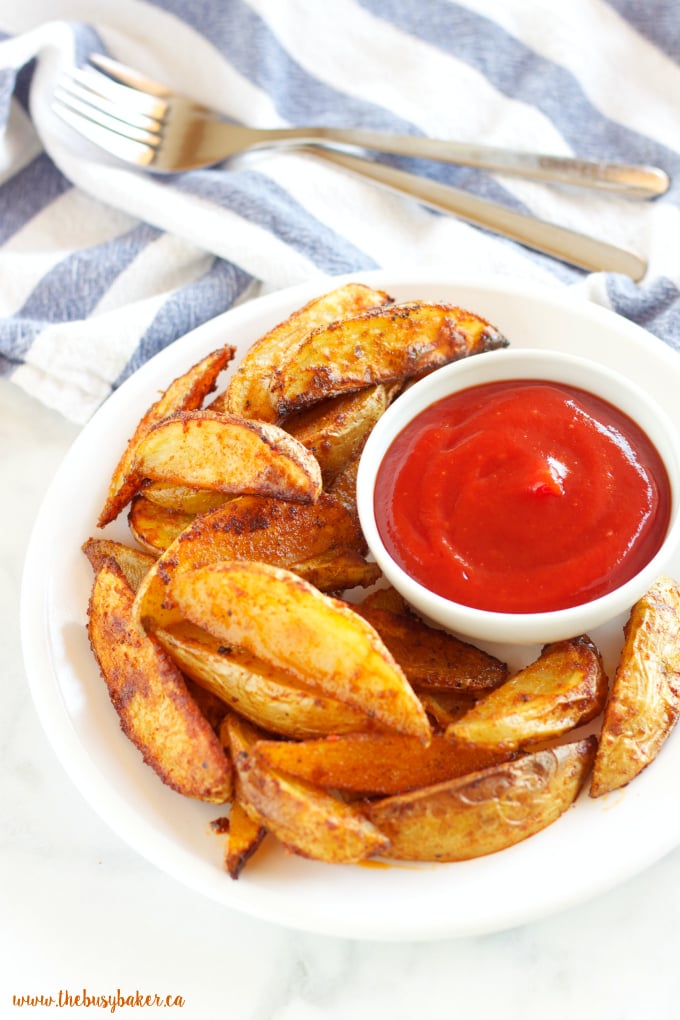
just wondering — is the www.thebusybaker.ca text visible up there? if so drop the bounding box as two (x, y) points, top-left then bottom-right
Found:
(12, 989), (185, 1011)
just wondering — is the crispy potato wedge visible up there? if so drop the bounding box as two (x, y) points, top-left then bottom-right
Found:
(224, 798), (267, 880)
(284, 383), (399, 484)
(365, 737), (597, 861)
(98, 346), (234, 526)
(353, 605), (508, 693)
(418, 690), (479, 730)
(590, 575), (680, 797)
(359, 585), (409, 615)
(170, 560), (431, 741)
(132, 492), (370, 632)
(218, 282), (392, 422)
(446, 636), (608, 752)
(141, 482), (230, 515)
(271, 302), (508, 415)
(326, 455), (360, 520)
(226, 714), (390, 864)
(294, 549), (382, 592)
(128, 496), (195, 554)
(255, 732), (516, 796)
(155, 622), (376, 738)
(184, 676), (228, 733)
(86, 560), (232, 803)
(132, 410), (323, 503)
(82, 537), (156, 593)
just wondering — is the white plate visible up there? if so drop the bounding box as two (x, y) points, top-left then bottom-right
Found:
(21, 271), (680, 942)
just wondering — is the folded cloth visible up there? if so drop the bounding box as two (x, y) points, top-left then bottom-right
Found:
(0, 0), (679, 423)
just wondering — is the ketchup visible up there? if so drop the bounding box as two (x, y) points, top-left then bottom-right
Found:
(374, 379), (671, 614)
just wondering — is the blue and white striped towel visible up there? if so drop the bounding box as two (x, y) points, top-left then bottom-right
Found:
(1, 0), (679, 423)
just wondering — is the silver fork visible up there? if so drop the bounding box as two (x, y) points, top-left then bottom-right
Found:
(58, 54), (668, 197)
(51, 55), (657, 278)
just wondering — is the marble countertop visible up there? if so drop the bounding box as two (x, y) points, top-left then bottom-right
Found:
(4, 376), (680, 1020)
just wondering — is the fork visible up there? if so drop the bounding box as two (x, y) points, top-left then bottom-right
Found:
(56, 55), (668, 197)
(51, 55), (656, 278)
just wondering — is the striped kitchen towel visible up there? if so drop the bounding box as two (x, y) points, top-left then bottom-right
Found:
(0, 0), (679, 423)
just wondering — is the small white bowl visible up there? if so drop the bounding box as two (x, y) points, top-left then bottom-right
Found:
(357, 348), (680, 646)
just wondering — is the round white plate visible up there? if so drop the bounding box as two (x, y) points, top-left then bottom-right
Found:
(21, 271), (680, 941)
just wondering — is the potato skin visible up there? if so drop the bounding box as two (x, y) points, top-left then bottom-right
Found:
(220, 282), (393, 422)
(365, 737), (597, 861)
(98, 346), (234, 526)
(590, 575), (680, 797)
(445, 636), (608, 752)
(170, 560), (432, 742)
(87, 559), (233, 803)
(272, 302), (509, 415)
(226, 715), (390, 865)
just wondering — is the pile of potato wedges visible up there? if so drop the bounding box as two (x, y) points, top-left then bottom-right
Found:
(83, 282), (680, 878)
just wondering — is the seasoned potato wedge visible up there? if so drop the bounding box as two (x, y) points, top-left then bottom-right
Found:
(354, 604), (508, 693)
(218, 282), (392, 422)
(132, 410), (322, 503)
(294, 549), (381, 592)
(284, 383), (399, 484)
(98, 346), (234, 526)
(359, 585), (409, 615)
(326, 455), (360, 520)
(170, 560), (431, 741)
(446, 636), (608, 752)
(141, 482), (230, 515)
(82, 537), (156, 593)
(86, 560), (232, 803)
(224, 798), (267, 880)
(418, 690), (479, 730)
(156, 622), (375, 738)
(254, 732), (516, 796)
(365, 737), (597, 861)
(132, 492), (371, 632)
(226, 714), (390, 864)
(591, 575), (680, 797)
(271, 302), (508, 415)
(128, 496), (194, 554)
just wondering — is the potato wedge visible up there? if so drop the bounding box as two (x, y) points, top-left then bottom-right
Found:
(284, 383), (399, 484)
(354, 604), (508, 693)
(98, 346), (234, 526)
(86, 560), (232, 803)
(218, 282), (392, 422)
(590, 575), (680, 797)
(155, 622), (376, 738)
(82, 537), (156, 593)
(226, 714), (390, 864)
(294, 549), (382, 593)
(271, 302), (508, 415)
(446, 636), (608, 752)
(224, 798), (267, 879)
(326, 455), (360, 521)
(132, 492), (370, 632)
(132, 410), (322, 503)
(365, 737), (597, 861)
(170, 560), (431, 741)
(142, 482), (230, 515)
(254, 732), (516, 796)
(418, 690), (479, 730)
(128, 496), (195, 554)
(359, 585), (409, 615)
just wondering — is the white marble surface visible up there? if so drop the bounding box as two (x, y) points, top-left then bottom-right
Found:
(3, 375), (680, 1020)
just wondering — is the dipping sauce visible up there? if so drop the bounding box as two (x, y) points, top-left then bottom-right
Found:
(374, 379), (671, 614)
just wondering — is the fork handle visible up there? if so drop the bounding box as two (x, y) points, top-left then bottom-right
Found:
(309, 148), (647, 279)
(264, 127), (668, 199)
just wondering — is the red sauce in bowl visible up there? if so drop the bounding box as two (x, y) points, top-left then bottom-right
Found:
(374, 379), (671, 614)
